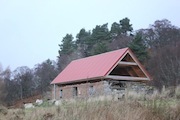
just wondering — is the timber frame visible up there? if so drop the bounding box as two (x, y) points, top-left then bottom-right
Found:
(105, 50), (151, 82)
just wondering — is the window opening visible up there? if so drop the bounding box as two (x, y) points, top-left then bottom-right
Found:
(73, 87), (78, 97)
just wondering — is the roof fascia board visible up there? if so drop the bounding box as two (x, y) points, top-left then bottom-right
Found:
(127, 50), (152, 80)
(104, 48), (129, 76)
(53, 76), (103, 85)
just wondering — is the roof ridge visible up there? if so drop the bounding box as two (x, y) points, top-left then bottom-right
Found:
(72, 47), (129, 62)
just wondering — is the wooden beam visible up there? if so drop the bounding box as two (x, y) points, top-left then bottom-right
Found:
(106, 75), (150, 81)
(119, 61), (137, 66)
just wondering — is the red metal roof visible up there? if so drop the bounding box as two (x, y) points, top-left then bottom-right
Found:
(51, 48), (129, 84)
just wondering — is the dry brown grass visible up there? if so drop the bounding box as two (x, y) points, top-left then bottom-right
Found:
(0, 99), (180, 120)
(1, 86), (180, 120)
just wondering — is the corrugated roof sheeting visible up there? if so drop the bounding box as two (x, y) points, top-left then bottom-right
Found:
(51, 48), (128, 84)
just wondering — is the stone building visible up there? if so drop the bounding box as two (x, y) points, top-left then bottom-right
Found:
(51, 48), (151, 100)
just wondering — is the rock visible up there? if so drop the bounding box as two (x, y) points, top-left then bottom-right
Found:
(24, 103), (35, 109)
(36, 99), (43, 105)
(55, 100), (61, 106)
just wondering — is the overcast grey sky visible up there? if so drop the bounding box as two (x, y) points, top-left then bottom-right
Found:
(0, 0), (180, 70)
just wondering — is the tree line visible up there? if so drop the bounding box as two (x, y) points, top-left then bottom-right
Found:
(0, 59), (58, 105)
(0, 18), (180, 105)
(57, 18), (180, 90)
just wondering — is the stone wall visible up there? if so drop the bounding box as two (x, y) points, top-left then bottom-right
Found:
(52, 80), (149, 100)
(53, 80), (106, 100)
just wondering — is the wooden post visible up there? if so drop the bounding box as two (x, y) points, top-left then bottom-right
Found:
(54, 84), (56, 100)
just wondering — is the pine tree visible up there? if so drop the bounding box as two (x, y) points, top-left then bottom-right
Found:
(120, 17), (133, 34)
(86, 23), (110, 56)
(93, 42), (108, 55)
(58, 34), (75, 55)
(76, 28), (91, 56)
(129, 33), (148, 63)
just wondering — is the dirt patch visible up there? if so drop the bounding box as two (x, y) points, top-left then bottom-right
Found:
(10, 94), (42, 108)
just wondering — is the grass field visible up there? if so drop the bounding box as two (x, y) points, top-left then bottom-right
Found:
(1, 87), (180, 120)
